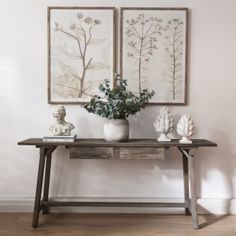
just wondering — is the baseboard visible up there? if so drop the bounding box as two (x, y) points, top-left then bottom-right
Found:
(0, 197), (235, 215)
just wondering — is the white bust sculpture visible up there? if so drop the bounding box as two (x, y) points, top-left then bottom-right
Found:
(49, 105), (74, 136)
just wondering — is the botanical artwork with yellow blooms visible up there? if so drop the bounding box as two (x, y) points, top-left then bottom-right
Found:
(48, 7), (115, 104)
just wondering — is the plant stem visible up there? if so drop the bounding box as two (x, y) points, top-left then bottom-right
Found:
(58, 23), (96, 98)
(172, 26), (177, 100)
(78, 24), (95, 97)
(138, 23), (145, 94)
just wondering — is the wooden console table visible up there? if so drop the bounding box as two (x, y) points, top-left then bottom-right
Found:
(18, 138), (217, 229)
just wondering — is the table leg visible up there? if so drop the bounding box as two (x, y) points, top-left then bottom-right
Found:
(188, 153), (199, 229)
(42, 153), (52, 214)
(32, 148), (46, 228)
(182, 153), (191, 215)
(178, 148), (199, 229)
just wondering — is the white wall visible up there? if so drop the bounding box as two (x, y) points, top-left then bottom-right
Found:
(1, 0), (236, 214)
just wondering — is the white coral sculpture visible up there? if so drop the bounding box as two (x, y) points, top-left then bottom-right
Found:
(153, 107), (174, 141)
(177, 114), (194, 143)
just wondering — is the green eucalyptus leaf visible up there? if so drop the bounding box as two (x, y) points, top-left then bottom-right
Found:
(83, 77), (155, 119)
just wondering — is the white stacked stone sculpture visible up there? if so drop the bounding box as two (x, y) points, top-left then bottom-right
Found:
(153, 107), (174, 141)
(177, 114), (194, 143)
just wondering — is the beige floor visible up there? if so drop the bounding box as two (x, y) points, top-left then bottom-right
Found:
(0, 213), (235, 236)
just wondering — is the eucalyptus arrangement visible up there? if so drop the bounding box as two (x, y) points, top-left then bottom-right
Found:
(84, 74), (154, 141)
(84, 78), (154, 119)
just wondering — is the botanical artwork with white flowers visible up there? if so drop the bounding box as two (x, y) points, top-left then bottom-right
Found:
(48, 7), (115, 103)
(121, 8), (187, 104)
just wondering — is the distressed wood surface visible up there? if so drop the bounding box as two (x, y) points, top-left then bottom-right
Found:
(17, 138), (218, 230)
(42, 201), (187, 208)
(70, 147), (164, 160)
(188, 153), (199, 229)
(32, 148), (46, 228)
(18, 138), (217, 148)
(119, 147), (164, 159)
(70, 147), (113, 159)
(42, 153), (52, 214)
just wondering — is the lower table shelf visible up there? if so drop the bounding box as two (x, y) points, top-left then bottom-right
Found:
(41, 200), (190, 208)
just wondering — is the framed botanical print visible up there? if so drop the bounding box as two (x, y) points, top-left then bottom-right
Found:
(120, 8), (188, 105)
(48, 7), (116, 104)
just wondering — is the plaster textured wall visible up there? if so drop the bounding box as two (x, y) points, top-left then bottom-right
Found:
(0, 0), (236, 204)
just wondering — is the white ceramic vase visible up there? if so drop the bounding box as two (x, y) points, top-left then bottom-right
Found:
(103, 119), (129, 142)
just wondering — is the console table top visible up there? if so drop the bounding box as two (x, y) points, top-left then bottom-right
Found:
(18, 138), (217, 148)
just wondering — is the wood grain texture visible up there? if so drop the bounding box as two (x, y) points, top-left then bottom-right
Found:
(42, 201), (187, 208)
(0, 213), (235, 236)
(188, 153), (198, 229)
(119, 147), (164, 159)
(32, 148), (46, 228)
(17, 138), (218, 229)
(70, 147), (113, 159)
(18, 138), (217, 148)
(42, 154), (52, 214)
(70, 147), (164, 160)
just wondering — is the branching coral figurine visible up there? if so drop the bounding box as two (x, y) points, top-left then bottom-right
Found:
(153, 107), (173, 141)
(177, 114), (194, 143)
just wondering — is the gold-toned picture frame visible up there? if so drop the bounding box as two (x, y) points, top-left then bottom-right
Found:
(120, 7), (188, 105)
(48, 7), (116, 104)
